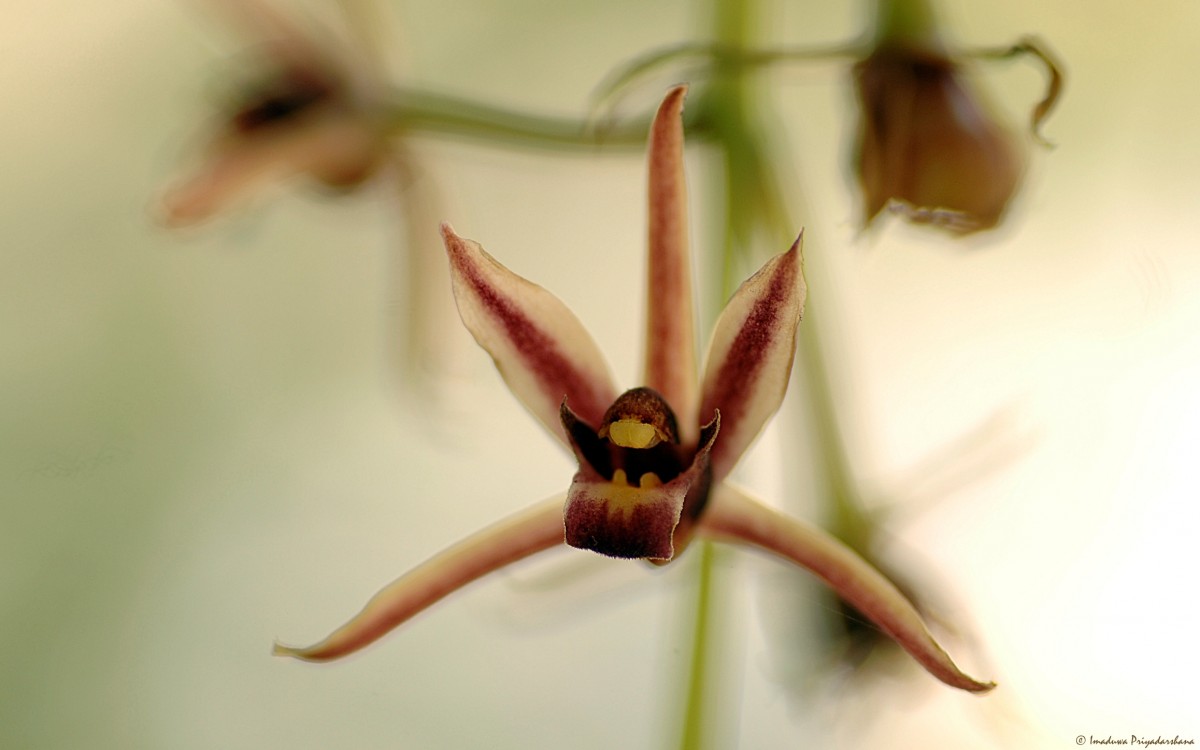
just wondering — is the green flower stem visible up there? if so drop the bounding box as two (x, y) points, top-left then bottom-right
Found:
(383, 87), (652, 150)
(873, 0), (944, 50)
(970, 36), (1065, 146)
(677, 542), (722, 750)
(591, 40), (862, 117)
(676, 0), (762, 748)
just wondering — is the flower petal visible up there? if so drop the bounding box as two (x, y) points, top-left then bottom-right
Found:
(699, 484), (995, 693)
(274, 495), (566, 662)
(698, 236), (805, 482)
(442, 224), (619, 445)
(642, 85), (698, 442)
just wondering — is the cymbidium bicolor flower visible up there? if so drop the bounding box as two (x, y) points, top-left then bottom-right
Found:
(275, 87), (993, 694)
(162, 0), (387, 225)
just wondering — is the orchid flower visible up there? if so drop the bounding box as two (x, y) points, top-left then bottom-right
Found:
(163, 0), (469, 388)
(274, 86), (994, 694)
(161, 0), (387, 226)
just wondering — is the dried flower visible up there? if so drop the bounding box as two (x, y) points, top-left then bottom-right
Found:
(853, 0), (1024, 234)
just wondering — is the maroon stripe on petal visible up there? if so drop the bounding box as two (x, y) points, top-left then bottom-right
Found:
(443, 224), (618, 440)
(699, 238), (805, 481)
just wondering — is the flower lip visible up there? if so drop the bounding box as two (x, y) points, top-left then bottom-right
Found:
(562, 408), (720, 560)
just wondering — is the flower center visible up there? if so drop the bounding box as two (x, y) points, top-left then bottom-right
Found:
(597, 388), (684, 485)
(560, 387), (690, 486)
(233, 71), (335, 133)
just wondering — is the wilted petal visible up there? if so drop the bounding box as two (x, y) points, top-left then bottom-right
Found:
(698, 237), (805, 482)
(274, 495), (566, 662)
(443, 224), (619, 444)
(643, 85), (699, 441)
(699, 484), (995, 693)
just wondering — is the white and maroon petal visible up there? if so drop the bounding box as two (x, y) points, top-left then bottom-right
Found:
(442, 224), (619, 445)
(642, 85), (699, 442)
(274, 495), (566, 662)
(699, 484), (995, 693)
(698, 236), (805, 481)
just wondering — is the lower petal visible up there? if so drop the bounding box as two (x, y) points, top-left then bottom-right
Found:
(698, 483), (995, 693)
(274, 495), (566, 662)
(564, 473), (687, 560)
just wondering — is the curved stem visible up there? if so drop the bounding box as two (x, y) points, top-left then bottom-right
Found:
(384, 87), (651, 150)
(969, 35), (1065, 147)
(591, 40), (863, 119)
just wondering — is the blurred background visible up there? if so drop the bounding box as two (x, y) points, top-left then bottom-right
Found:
(2, 0), (1198, 748)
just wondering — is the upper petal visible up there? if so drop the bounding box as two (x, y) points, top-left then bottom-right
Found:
(698, 484), (994, 693)
(698, 236), (805, 482)
(442, 224), (619, 444)
(642, 85), (699, 442)
(274, 495), (566, 662)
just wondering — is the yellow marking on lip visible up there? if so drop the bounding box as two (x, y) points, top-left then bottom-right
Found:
(600, 469), (666, 517)
(607, 419), (661, 449)
(639, 472), (663, 489)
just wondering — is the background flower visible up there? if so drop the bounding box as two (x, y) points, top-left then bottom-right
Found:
(853, 43), (1024, 233)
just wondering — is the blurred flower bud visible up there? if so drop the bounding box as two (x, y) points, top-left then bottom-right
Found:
(161, 0), (388, 226)
(853, 0), (1023, 234)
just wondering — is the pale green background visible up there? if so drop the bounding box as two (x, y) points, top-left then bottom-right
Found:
(3, 0), (1199, 748)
